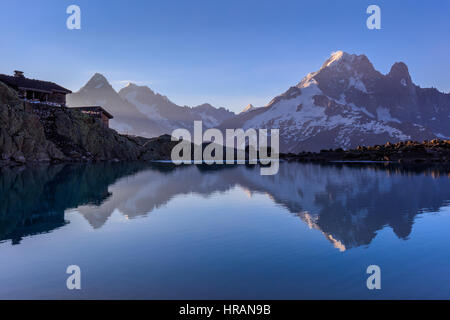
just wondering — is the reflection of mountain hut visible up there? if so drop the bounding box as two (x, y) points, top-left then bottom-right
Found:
(0, 70), (72, 107)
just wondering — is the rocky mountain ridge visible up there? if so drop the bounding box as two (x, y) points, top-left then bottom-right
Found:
(221, 51), (450, 152)
(68, 74), (235, 137)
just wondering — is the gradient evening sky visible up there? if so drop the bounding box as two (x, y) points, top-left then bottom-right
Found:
(1, 0), (449, 112)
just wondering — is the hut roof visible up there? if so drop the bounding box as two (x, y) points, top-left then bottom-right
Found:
(0, 73), (72, 94)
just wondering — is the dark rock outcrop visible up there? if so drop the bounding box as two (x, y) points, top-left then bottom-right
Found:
(282, 139), (450, 163)
(0, 83), (63, 163)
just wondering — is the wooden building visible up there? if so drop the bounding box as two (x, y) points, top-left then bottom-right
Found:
(71, 106), (114, 128)
(0, 70), (72, 106)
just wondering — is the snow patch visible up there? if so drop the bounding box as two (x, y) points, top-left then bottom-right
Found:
(299, 73), (318, 88)
(376, 107), (401, 123)
(245, 84), (324, 130)
(436, 133), (450, 139)
(196, 112), (220, 127)
(348, 76), (367, 93)
(124, 91), (163, 120)
(348, 103), (375, 118)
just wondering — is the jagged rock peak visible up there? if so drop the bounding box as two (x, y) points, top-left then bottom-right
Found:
(388, 62), (412, 84)
(195, 103), (215, 109)
(82, 73), (112, 91)
(241, 104), (255, 113)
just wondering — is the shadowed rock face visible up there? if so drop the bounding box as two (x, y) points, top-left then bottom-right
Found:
(1, 162), (449, 250)
(0, 81), (180, 164)
(0, 83), (63, 163)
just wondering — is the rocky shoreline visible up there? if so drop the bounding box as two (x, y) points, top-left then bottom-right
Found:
(281, 139), (450, 164)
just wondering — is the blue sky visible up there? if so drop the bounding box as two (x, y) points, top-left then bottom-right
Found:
(1, 0), (449, 112)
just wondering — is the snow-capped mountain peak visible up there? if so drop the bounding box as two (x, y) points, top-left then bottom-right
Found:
(323, 51), (353, 68)
(296, 51), (378, 99)
(319, 51), (374, 75)
(221, 51), (450, 152)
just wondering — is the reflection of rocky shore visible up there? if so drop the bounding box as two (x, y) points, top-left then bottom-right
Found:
(1, 162), (449, 250)
(0, 162), (150, 243)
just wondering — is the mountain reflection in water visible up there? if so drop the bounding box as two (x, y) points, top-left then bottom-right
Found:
(1, 162), (449, 251)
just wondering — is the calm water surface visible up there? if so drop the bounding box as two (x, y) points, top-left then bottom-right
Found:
(0, 162), (449, 299)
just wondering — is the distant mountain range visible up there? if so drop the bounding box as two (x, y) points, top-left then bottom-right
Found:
(67, 73), (235, 137)
(68, 52), (450, 152)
